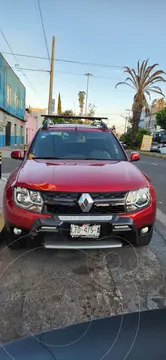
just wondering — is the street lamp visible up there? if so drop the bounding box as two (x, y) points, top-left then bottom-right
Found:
(84, 73), (92, 115)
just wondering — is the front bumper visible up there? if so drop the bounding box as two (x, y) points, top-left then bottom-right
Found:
(4, 200), (156, 249)
(19, 214), (139, 249)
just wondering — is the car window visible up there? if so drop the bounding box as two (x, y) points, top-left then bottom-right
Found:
(29, 130), (127, 161)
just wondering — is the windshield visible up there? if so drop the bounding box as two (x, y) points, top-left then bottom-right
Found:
(28, 129), (127, 161)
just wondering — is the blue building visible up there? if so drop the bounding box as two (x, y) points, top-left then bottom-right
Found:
(0, 54), (26, 147)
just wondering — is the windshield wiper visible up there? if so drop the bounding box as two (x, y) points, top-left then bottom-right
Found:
(32, 157), (58, 159)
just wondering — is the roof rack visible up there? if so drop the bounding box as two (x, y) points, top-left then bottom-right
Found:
(41, 115), (109, 131)
(42, 119), (53, 129)
(91, 119), (109, 131)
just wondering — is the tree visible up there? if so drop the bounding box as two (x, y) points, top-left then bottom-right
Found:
(111, 125), (116, 134)
(61, 109), (83, 124)
(120, 128), (148, 148)
(115, 60), (166, 139)
(78, 91), (86, 116)
(87, 103), (96, 117)
(57, 93), (62, 115)
(156, 107), (166, 130)
(62, 109), (74, 117)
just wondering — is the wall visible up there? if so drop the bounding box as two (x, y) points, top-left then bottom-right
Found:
(29, 108), (47, 129)
(0, 54), (26, 147)
(0, 110), (25, 146)
(25, 111), (37, 144)
(0, 54), (26, 120)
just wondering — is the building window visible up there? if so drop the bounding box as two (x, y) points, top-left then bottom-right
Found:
(7, 84), (12, 106)
(21, 98), (24, 108)
(15, 92), (18, 108)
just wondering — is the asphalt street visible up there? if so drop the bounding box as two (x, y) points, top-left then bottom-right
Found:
(0, 154), (166, 345)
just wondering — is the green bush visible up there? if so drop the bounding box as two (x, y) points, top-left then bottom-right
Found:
(120, 128), (148, 149)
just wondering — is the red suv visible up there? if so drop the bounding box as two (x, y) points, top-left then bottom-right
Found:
(3, 117), (156, 249)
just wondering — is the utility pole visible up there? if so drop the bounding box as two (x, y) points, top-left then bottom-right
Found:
(84, 73), (92, 115)
(48, 36), (55, 115)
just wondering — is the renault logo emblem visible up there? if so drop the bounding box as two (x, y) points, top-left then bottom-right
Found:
(78, 193), (93, 213)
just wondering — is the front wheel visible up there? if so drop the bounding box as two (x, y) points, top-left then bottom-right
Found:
(3, 226), (26, 249)
(136, 225), (154, 247)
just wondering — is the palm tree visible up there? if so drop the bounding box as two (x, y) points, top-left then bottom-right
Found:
(115, 60), (166, 137)
(78, 91), (86, 116)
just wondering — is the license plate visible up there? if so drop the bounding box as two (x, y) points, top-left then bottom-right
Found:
(70, 224), (101, 238)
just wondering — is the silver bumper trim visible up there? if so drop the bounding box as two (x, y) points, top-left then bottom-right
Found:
(44, 239), (122, 249)
(58, 215), (113, 221)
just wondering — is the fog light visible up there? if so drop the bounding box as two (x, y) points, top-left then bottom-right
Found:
(141, 227), (149, 234)
(13, 228), (22, 235)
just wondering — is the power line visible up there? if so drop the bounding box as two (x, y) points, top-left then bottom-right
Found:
(56, 59), (123, 68)
(0, 65), (49, 72)
(1, 51), (124, 69)
(0, 62), (121, 79)
(0, 32), (18, 65)
(0, 30), (41, 98)
(36, 0), (50, 65)
(54, 70), (120, 80)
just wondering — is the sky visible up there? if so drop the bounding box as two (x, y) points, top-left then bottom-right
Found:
(0, 0), (166, 133)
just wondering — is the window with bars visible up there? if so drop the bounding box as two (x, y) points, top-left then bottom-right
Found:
(7, 84), (12, 106)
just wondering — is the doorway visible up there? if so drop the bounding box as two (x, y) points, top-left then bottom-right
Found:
(14, 124), (17, 144)
(5, 121), (11, 146)
(20, 126), (23, 144)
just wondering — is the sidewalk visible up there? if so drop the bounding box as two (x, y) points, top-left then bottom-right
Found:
(0, 179), (6, 213)
(0, 179), (5, 232)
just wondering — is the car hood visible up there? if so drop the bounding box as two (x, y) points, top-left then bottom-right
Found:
(14, 159), (148, 192)
(0, 309), (166, 360)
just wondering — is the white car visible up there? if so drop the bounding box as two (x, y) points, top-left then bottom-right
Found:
(159, 144), (166, 154)
(150, 142), (160, 153)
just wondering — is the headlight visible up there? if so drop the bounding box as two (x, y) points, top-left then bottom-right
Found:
(125, 187), (150, 212)
(14, 187), (43, 213)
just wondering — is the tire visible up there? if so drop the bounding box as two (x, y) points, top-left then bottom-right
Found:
(3, 225), (26, 249)
(136, 225), (154, 247)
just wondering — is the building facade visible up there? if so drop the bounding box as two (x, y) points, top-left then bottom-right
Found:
(24, 110), (37, 145)
(0, 54), (26, 147)
(139, 110), (157, 131)
(28, 108), (47, 129)
(139, 98), (166, 133)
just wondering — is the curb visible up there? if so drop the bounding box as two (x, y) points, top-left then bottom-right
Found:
(1, 177), (7, 183)
(139, 151), (166, 159)
(0, 213), (4, 233)
(129, 150), (166, 159)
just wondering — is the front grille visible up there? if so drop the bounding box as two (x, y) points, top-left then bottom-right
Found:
(41, 191), (127, 215)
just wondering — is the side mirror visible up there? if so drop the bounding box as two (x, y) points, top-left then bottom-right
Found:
(11, 150), (23, 160)
(130, 152), (140, 162)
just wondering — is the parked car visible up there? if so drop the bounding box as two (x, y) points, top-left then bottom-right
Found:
(120, 141), (127, 150)
(159, 144), (166, 154)
(3, 117), (156, 250)
(150, 142), (160, 153)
